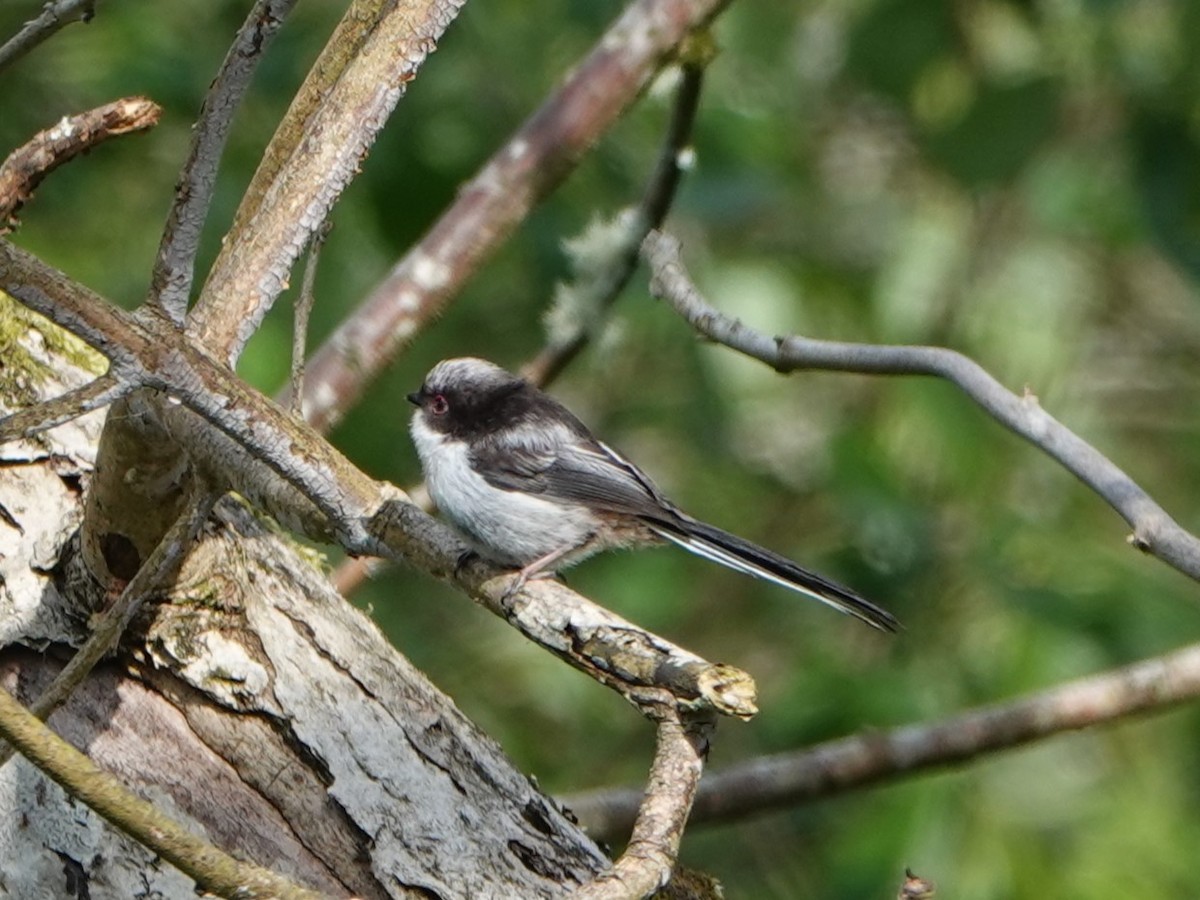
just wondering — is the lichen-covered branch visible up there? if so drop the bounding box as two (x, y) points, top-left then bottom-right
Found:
(523, 51), (710, 387)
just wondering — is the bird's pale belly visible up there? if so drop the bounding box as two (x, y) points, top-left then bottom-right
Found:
(417, 431), (597, 566)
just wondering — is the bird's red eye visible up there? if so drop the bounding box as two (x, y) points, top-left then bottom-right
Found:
(429, 393), (449, 415)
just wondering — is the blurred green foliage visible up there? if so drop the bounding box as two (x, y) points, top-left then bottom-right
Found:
(5, 0), (1200, 896)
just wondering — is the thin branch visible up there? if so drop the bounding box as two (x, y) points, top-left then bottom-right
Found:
(0, 493), (216, 768)
(293, 0), (732, 434)
(641, 229), (1200, 583)
(0, 683), (326, 899)
(0, 240), (759, 723)
(571, 712), (712, 900)
(0, 240), (151, 368)
(329, 553), (383, 596)
(0, 372), (128, 443)
(147, 0), (300, 321)
(0, 0), (97, 72)
(523, 53), (709, 387)
(0, 97), (161, 231)
(290, 222), (332, 418)
(565, 641), (1200, 842)
(188, 0), (468, 366)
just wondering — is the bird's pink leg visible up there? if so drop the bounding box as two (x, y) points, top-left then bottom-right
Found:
(501, 544), (577, 599)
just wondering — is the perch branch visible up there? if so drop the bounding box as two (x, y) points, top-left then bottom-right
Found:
(565, 640), (1200, 841)
(0, 0), (97, 72)
(373, 501), (759, 721)
(147, 0), (299, 321)
(0, 97), (161, 231)
(293, 0), (733, 433)
(571, 711), (712, 900)
(641, 229), (1200, 583)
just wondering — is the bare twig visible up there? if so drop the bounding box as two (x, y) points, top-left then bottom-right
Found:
(329, 553), (383, 595)
(293, 0), (733, 433)
(523, 54), (709, 387)
(0, 683), (325, 899)
(564, 641), (1200, 841)
(571, 712), (712, 900)
(641, 229), (1200, 583)
(189, 0), (468, 366)
(0, 0), (97, 72)
(0, 372), (128, 443)
(0, 98), (161, 231)
(290, 223), (332, 417)
(0, 493), (216, 767)
(147, 0), (300, 321)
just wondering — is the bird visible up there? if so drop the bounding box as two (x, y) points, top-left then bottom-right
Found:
(407, 357), (899, 632)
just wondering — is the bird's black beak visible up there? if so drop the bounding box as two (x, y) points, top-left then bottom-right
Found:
(406, 391), (423, 407)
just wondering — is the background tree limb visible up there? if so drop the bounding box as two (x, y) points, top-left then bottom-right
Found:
(565, 640), (1200, 842)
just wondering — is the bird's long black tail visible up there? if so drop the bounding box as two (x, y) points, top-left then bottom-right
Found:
(648, 516), (900, 632)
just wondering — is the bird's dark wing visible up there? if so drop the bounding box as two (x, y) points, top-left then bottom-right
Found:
(471, 424), (901, 633)
(471, 427), (677, 520)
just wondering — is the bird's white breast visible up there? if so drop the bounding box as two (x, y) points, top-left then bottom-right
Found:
(410, 414), (597, 566)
